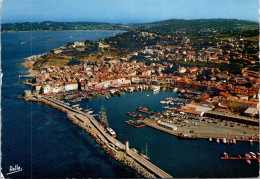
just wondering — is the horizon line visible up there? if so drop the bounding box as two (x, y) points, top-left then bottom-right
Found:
(1, 18), (259, 25)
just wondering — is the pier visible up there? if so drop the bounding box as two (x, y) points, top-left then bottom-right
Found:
(36, 96), (172, 178)
(221, 157), (259, 160)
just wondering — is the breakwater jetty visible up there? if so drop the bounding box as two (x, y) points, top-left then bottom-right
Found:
(25, 94), (172, 178)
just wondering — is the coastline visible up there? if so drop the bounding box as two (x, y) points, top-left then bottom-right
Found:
(19, 61), (38, 76)
(2, 29), (128, 33)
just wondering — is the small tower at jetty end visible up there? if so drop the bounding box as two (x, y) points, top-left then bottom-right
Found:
(125, 140), (129, 154)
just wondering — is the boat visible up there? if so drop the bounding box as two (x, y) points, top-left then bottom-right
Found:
(152, 86), (160, 93)
(106, 127), (116, 138)
(115, 91), (121, 96)
(209, 137), (212, 142)
(160, 101), (167, 104)
(173, 87), (178, 93)
(105, 96), (110, 100)
(223, 152), (229, 158)
(246, 159), (251, 165)
(140, 143), (150, 160)
(232, 139), (236, 144)
(87, 110), (94, 114)
(249, 152), (257, 158)
(99, 106), (109, 128)
(216, 138), (220, 143)
(178, 133), (196, 139)
(245, 153), (251, 158)
(110, 89), (116, 96)
(125, 120), (146, 128)
(222, 138), (227, 144)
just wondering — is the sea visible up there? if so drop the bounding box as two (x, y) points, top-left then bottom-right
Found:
(1, 31), (259, 178)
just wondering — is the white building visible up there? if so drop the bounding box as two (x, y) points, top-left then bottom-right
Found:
(102, 80), (111, 89)
(73, 41), (85, 47)
(42, 85), (51, 94)
(64, 82), (78, 91)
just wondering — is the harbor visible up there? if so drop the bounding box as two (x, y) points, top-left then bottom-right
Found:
(23, 89), (259, 177)
(2, 30), (259, 178)
(21, 85), (260, 177)
(24, 94), (172, 178)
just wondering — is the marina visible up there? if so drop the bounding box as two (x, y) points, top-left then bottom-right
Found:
(24, 95), (172, 178)
(221, 152), (260, 165)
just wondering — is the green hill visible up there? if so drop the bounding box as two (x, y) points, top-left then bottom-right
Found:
(2, 19), (258, 33)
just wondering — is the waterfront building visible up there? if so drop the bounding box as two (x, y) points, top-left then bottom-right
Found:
(64, 82), (78, 91)
(158, 121), (178, 131)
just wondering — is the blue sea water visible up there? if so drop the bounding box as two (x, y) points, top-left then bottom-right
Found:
(1, 31), (259, 178)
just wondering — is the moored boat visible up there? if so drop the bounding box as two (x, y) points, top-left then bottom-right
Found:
(160, 101), (167, 104)
(88, 110), (94, 114)
(223, 152), (229, 158)
(246, 159), (251, 165)
(232, 139), (236, 144)
(106, 127), (116, 138)
(125, 120), (146, 128)
(245, 153), (251, 158)
(178, 133), (196, 139)
(249, 152), (257, 158)
(99, 106), (109, 127)
(152, 86), (160, 93)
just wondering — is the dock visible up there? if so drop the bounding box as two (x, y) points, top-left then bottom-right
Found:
(221, 157), (259, 160)
(38, 96), (172, 178)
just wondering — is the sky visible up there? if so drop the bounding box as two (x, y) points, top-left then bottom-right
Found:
(1, 0), (259, 24)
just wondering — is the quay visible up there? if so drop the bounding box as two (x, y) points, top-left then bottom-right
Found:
(141, 117), (259, 143)
(205, 111), (259, 126)
(29, 95), (172, 178)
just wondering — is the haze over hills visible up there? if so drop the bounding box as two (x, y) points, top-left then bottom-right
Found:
(2, 19), (258, 33)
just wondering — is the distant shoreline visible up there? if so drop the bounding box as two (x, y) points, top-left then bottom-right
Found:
(2, 19), (258, 33)
(2, 29), (127, 33)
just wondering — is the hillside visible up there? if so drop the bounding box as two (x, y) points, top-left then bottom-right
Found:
(2, 19), (258, 33)
(136, 19), (258, 31)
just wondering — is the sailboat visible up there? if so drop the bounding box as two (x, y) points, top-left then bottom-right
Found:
(140, 143), (150, 160)
(99, 106), (109, 128)
(99, 106), (116, 138)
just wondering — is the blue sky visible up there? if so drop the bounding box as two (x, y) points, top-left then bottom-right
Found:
(1, 0), (259, 24)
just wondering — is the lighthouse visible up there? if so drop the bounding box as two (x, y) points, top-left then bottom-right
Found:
(125, 140), (129, 153)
